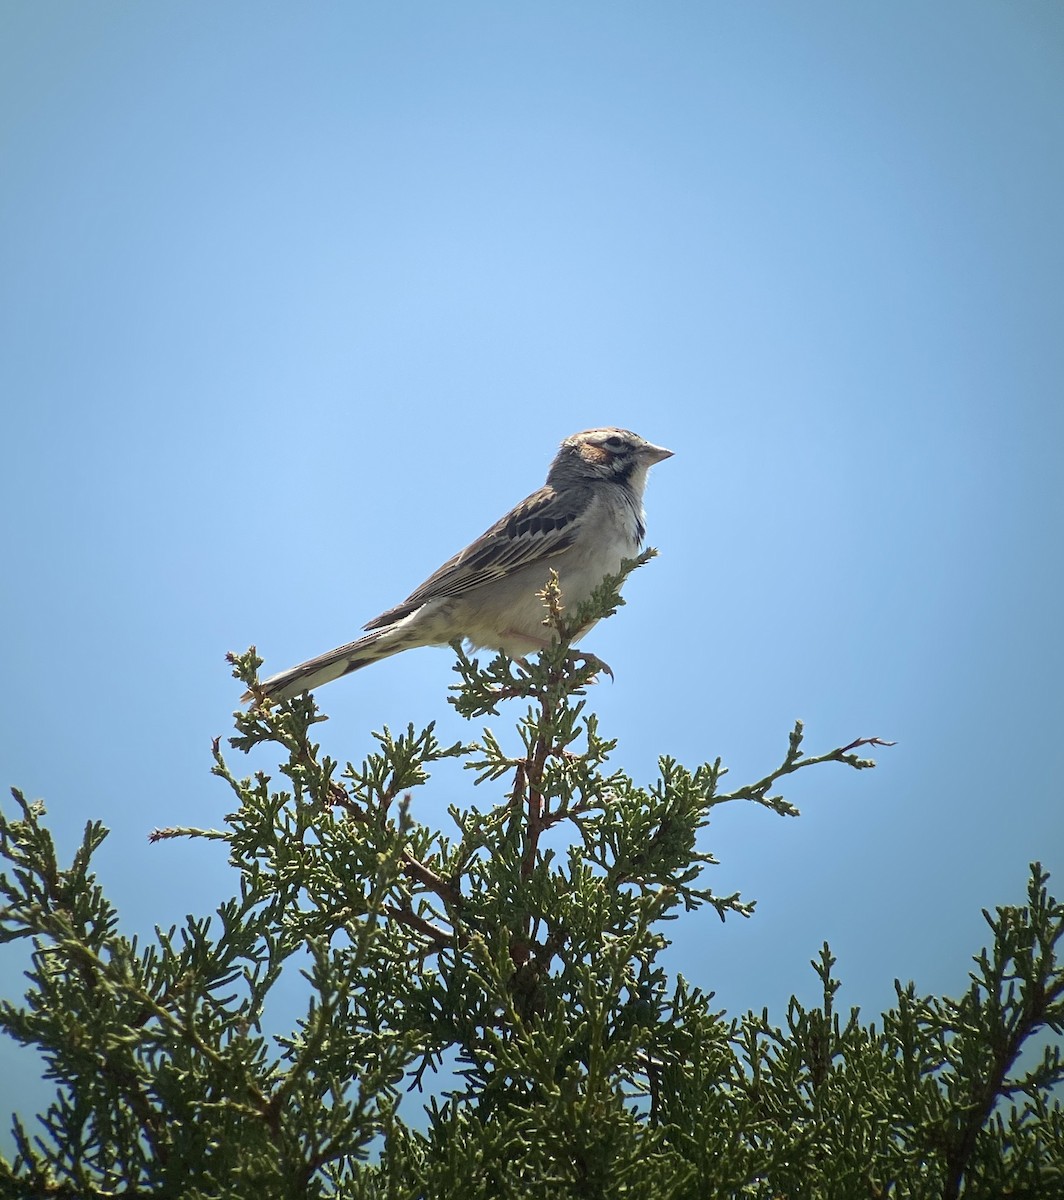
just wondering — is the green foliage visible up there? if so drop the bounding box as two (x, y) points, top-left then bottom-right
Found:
(1, 557), (1061, 1198)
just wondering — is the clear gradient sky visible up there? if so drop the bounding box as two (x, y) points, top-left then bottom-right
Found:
(2, 2), (1062, 1135)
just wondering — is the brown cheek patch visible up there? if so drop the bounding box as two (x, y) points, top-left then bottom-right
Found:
(579, 444), (610, 466)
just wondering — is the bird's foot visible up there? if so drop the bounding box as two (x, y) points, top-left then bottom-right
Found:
(569, 651), (614, 682)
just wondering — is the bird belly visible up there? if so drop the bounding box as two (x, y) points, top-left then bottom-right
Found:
(450, 527), (639, 655)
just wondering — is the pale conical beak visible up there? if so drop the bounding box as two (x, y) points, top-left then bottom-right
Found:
(642, 442), (674, 465)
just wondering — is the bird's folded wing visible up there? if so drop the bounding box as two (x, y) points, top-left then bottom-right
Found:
(363, 483), (588, 630)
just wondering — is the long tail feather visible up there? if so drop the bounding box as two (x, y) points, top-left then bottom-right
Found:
(252, 628), (401, 702)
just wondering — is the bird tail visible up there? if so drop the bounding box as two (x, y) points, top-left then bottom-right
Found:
(247, 628), (403, 704)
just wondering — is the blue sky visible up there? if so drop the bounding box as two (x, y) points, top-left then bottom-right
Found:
(2, 2), (1063, 1134)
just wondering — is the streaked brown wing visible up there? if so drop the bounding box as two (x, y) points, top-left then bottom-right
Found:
(363, 482), (589, 630)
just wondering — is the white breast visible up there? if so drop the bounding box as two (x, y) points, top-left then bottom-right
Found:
(411, 483), (648, 656)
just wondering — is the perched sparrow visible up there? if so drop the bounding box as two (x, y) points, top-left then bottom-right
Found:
(252, 428), (672, 701)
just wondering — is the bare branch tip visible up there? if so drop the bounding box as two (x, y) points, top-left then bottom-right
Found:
(839, 736), (897, 755)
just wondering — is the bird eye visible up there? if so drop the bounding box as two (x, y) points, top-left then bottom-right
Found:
(603, 435), (626, 452)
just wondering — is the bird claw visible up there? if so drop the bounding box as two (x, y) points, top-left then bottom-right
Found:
(569, 652), (614, 682)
